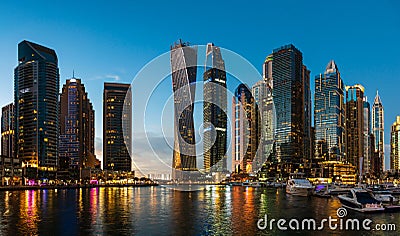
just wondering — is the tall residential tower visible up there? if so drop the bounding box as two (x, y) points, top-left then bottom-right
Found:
(372, 91), (384, 173)
(2, 103), (15, 160)
(103, 83), (132, 171)
(232, 84), (259, 173)
(14, 40), (60, 180)
(390, 116), (400, 171)
(170, 40), (197, 180)
(59, 78), (96, 178)
(314, 60), (345, 161)
(345, 84), (364, 173)
(252, 56), (274, 171)
(363, 97), (372, 174)
(203, 43), (227, 172)
(271, 44), (310, 174)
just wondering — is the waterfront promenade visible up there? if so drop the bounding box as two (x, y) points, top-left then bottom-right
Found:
(0, 183), (158, 191)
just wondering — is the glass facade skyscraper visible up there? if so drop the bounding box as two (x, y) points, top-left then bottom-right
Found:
(390, 116), (400, 170)
(345, 84), (364, 173)
(170, 40), (197, 180)
(363, 97), (371, 174)
(314, 60), (345, 161)
(271, 44), (310, 174)
(103, 83), (132, 172)
(14, 40), (59, 180)
(372, 91), (384, 172)
(203, 43), (227, 172)
(59, 78), (96, 178)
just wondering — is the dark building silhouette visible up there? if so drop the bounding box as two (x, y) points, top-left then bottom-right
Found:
(203, 43), (227, 172)
(14, 40), (59, 180)
(103, 83), (132, 171)
(2, 103), (15, 160)
(1, 103), (22, 185)
(170, 40), (197, 180)
(271, 44), (310, 174)
(345, 84), (364, 173)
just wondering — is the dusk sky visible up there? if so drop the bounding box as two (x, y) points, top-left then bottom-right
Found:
(1, 1), (399, 172)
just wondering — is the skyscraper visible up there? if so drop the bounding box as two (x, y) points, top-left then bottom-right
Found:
(303, 65), (312, 164)
(203, 43), (227, 172)
(252, 56), (274, 171)
(262, 55), (275, 159)
(271, 44), (309, 174)
(2, 103), (15, 159)
(345, 84), (364, 173)
(1, 103), (21, 184)
(363, 97), (371, 174)
(103, 82), (132, 171)
(372, 91), (384, 173)
(314, 60), (345, 161)
(390, 116), (400, 171)
(14, 40), (59, 180)
(59, 78), (96, 179)
(170, 40), (197, 179)
(232, 84), (259, 173)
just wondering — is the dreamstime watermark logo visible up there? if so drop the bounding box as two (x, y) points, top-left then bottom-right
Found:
(257, 207), (396, 231)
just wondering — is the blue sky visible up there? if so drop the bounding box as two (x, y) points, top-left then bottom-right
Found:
(0, 1), (399, 171)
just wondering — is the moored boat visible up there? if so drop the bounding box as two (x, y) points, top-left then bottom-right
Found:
(286, 173), (314, 197)
(338, 188), (385, 213)
(313, 184), (331, 198)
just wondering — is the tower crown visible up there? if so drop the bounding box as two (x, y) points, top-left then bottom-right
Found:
(325, 60), (338, 74)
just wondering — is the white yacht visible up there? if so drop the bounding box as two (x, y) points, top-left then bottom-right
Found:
(286, 173), (314, 196)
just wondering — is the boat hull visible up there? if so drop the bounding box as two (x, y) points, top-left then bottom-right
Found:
(341, 204), (385, 213)
(338, 196), (385, 213)
(286, 187), (313, 196)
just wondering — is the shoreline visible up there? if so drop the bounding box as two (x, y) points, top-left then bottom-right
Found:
(0, 183), (158, 191)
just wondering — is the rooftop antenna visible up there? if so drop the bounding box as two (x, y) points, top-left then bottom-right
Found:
(73, 69), (75, 78)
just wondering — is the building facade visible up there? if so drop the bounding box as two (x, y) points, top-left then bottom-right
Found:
(314, 60), (345, 161)
(363, 97), (371, 174)
(59, 78), (96, 179)
(372, 91), (384, 173)
(271, 44), (309, 174)
(1, 103), (22, 185)
(303, 65), (312, 166)
(170, 40), (197, 179)
(345, 84), (364, 173)
(232, 84), (260, 173)
(14, 40), (59, 180)
(203, 43), (227, 172)
(103, 83), (132, 172)
(2, 103), (15, 160)
(390, 116), (400, 171)
(261, 55), (275, 165)
(251, 74), (274, 171)
(370, 133), (381, 177)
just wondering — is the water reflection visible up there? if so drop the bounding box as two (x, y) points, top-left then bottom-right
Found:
(0, 187), (398, 235)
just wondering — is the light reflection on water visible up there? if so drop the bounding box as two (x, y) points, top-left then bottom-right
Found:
(0, 186), (398, 235)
